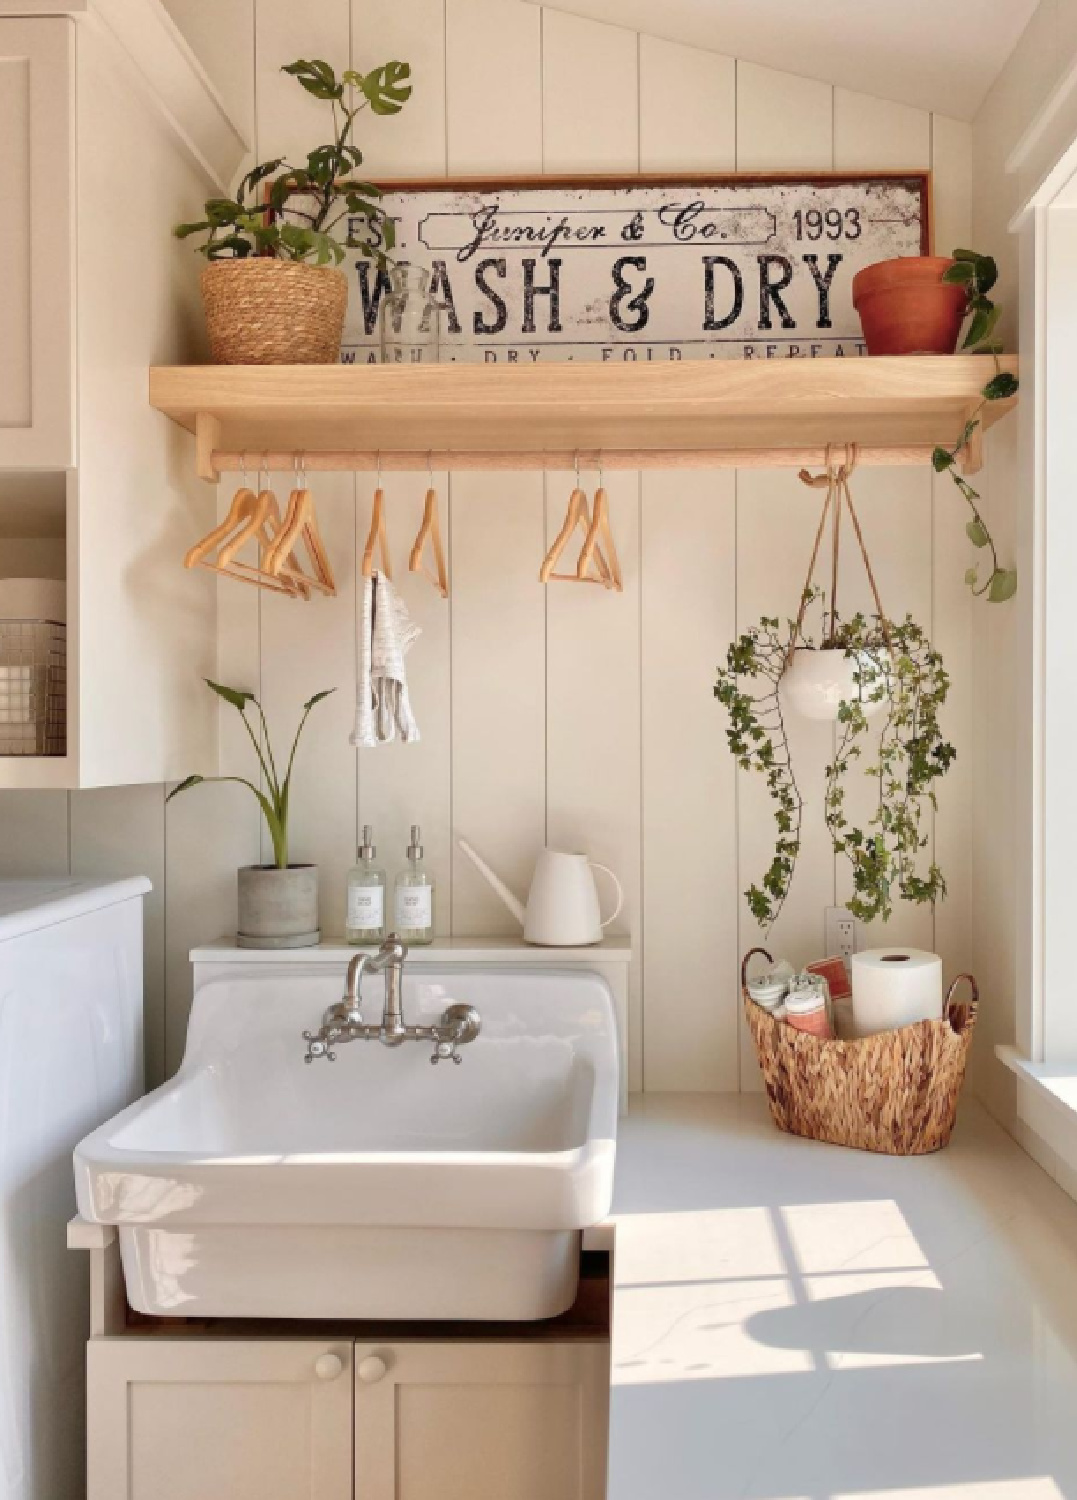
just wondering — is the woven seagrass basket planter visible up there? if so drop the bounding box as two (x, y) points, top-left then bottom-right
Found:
(201, 259), (348, 365)
(742, 948), (978, 1156)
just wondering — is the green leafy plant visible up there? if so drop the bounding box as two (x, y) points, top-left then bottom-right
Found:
(933, 249), (1020, 603)
(174, 58), (411, 265)
(166, 680), (334, 869)
(715, 599), (955, 929)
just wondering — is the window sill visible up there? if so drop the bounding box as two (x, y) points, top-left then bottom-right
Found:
(996, 1046), (1077, 1203)
(996, 1044), (1077, 1120)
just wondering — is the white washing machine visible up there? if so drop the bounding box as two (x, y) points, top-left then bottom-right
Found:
(0, 877), (147, 1500)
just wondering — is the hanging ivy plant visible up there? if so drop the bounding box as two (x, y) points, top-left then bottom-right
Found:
(715, 598), (956, 929)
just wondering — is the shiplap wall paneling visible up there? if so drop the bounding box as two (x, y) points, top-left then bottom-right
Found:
(931, 114), (973, 261)
(931, 113), (975, 995)
(832, 88), (930, 170)
(356, 472), (454, 934)
(641, 471), (738, 1090)
(450, 473), (547, 937)
(446, 0), (541, 173)
(541, 10), (639, 174)
(541, 10), (643, 1090)
(351, 0), (447, 178)
(70, 787), (167, 1083)
(638, 36), (737, 1087)
(639, 34), (735, 172)
(446, 0), (546, 939)
(733, 61), (835, 1086)
(736, 62), (833, 173)
(544, 470), (643, 1091)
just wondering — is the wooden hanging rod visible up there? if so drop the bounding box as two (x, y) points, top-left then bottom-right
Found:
(206, 444), (963, 478)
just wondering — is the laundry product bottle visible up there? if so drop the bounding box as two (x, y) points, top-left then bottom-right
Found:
(393, 824), (435, 945)
(346, 825), (386, 945)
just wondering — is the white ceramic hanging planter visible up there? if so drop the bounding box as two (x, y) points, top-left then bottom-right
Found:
(780, 645), (889, 722)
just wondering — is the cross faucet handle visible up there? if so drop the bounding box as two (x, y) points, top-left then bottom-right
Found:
(430, 1038), (462, 1066)
(303, 1029), (337, 1063)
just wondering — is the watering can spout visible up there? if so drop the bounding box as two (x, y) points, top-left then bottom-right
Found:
(456, 838), (526, 926)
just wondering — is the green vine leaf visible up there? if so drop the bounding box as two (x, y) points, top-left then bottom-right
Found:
(966, 518), (990, 548)
(987, 568), (1018, 603)
(983, 371), (1019, 401)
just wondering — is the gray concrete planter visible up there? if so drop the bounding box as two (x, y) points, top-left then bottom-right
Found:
(237, 864), (319, 949)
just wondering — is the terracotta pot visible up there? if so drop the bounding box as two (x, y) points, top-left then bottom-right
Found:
(780, 647), (889, 722)
(200, 259), (348, 365)
(852, 256), (967, 356)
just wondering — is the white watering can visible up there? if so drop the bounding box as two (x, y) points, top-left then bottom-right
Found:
(457, 838), (624, 947)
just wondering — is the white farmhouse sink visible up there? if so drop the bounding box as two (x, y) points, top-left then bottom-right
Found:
(74, 967), (618, 1321)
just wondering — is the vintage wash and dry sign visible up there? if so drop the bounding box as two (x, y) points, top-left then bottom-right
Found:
(344, 173), (929, 364)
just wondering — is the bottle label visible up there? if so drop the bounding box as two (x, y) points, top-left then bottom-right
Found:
(395, 884), (432, 930)
(348, 885), (384, 930)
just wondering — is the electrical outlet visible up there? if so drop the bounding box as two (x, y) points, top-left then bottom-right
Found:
(825, 906), (858, 971)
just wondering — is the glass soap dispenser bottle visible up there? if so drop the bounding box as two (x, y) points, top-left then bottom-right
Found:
(346, 825), (386, 946)
(393, 824), (434, 945)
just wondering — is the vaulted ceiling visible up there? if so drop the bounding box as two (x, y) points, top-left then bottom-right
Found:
(522, 0), (1041, 120)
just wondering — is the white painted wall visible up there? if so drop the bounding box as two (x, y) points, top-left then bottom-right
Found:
(0, 0), (984, 1092)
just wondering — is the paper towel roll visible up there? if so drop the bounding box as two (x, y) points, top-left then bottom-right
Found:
(851, 948), (943, 1037)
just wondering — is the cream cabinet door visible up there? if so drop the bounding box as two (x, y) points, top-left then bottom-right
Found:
(87, 1338), (353, 1500)
(0, 17), (74, 467)
(355, 1340), (610, 1500)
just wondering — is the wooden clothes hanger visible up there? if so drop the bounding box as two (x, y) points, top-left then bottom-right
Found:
(263, 464), (336, 597)
(184, 480), (307, 597)
(539, 462), (617, 587)
(361, 480), (393, 581)
(409, 470), (449, 597)
(577, 484), (622, 593)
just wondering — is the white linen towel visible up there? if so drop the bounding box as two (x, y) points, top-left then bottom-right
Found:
(351, 571), (422, 747)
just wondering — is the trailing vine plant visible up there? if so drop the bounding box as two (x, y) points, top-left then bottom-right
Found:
(824, 614), (955, 923)
(715, 616), (805, 929)
(715, 596), (956, 930)
(933, 249), (1020, 603)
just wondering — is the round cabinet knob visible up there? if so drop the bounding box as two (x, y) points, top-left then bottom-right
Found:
(358, 1355), (388, 1385)
(314, 1353), (343, 1382)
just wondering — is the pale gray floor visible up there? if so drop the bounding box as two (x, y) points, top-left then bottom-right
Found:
(609, 1093), (1077, 1499)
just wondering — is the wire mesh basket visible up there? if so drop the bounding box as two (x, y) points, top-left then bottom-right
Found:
(0, 619), (66, 755)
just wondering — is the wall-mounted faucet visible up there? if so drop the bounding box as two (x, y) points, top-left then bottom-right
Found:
(302, 934), (481, 1066)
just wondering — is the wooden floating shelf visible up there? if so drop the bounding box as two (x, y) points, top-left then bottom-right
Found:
(148, 355), (1019, 480)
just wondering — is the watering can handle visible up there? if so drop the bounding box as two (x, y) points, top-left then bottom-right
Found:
(590, 862), (624, 931)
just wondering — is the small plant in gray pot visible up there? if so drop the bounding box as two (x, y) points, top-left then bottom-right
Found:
(167, 680), (334, 948)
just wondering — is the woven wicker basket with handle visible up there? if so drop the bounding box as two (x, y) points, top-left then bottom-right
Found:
(742, 947), (978, 1156)
(201, 260), (349, 365)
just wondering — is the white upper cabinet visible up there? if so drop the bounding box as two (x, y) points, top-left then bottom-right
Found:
(0, 3), (247, 789)
(0, 18), (74, 468)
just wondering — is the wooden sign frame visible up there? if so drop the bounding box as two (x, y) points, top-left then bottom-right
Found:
(344, 170), (932, 364)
